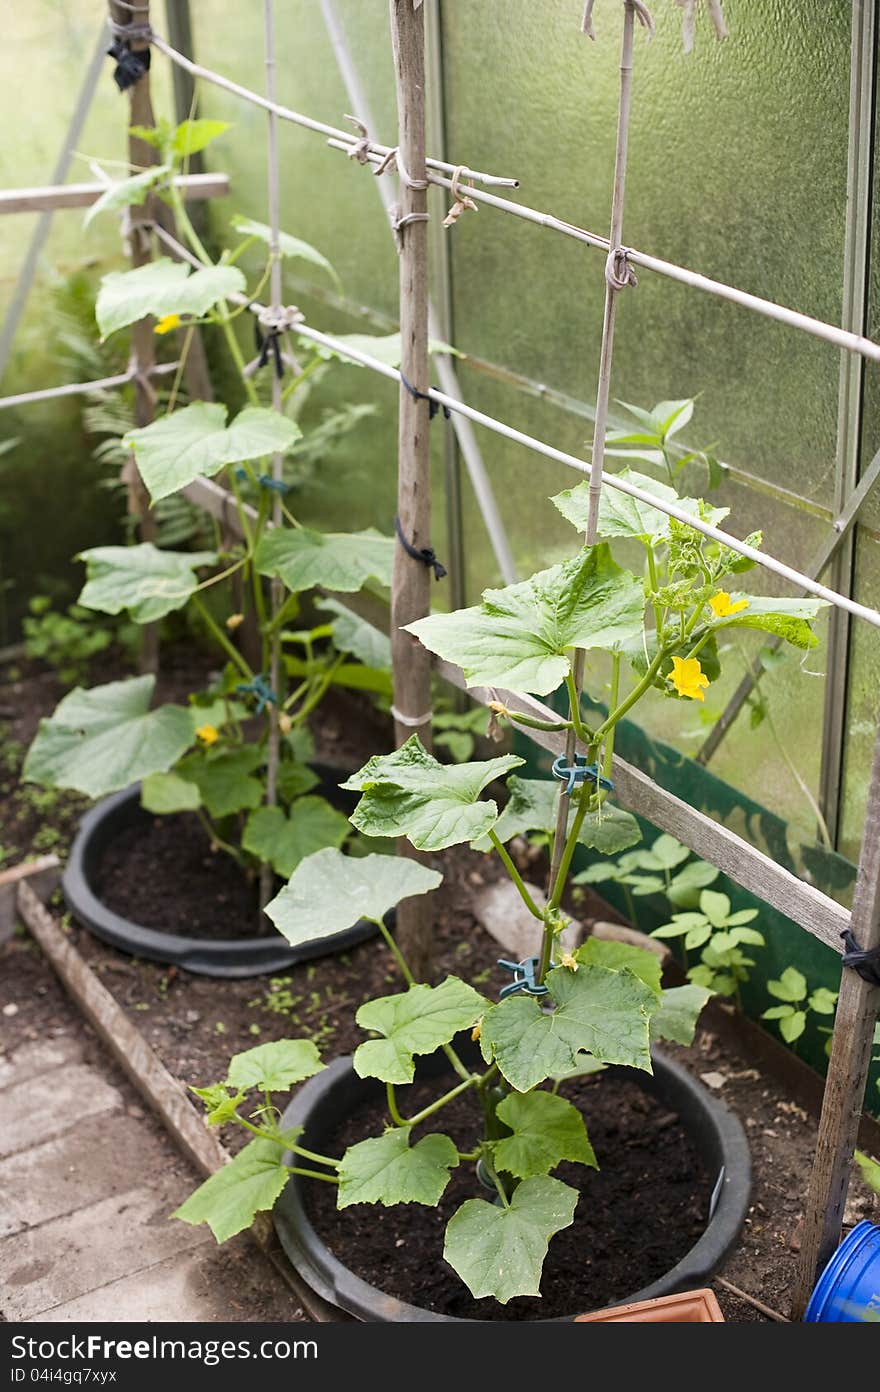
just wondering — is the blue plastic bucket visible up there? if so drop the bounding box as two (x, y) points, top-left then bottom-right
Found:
(804, 1221), (880, 1322)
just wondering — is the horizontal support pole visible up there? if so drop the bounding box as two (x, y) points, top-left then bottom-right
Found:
(0, 360), (179, 412)
(0, 172), (229, 216)
(179, 473), (851, 959)
(331, 140), (880, 366)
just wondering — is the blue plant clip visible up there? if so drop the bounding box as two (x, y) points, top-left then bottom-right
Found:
(551, 753), (614, 796)
(235, 674), (278, 715)
(257, 474), (291, 495)
(497, 956), (551, 1000)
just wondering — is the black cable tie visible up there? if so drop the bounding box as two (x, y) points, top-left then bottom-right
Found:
(840, 929), (880, 987)
(399, 371), (450, 421)
(395, 515), (447, 581)
(107, 38), (151, 92)
(254, 321), (284, 380)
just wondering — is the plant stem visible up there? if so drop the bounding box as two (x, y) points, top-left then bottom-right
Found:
(593, 647), (667, 743)
(386, 1082), (407, 1127)
(286, 1166), (339, 1184)
(565, 668), (592, 744)
(192, 594), (253, 679)
(645, 541), (665, 640)
(401, 1076), (478, 1129)
(488, 830), (544, 920)
(195, 809), (247, 868)
(376, 916), (416, 986)
(602, 653), (621, 782)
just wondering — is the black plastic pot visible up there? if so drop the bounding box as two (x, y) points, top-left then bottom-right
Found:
(274, 1044), (751, 1322)
(62, 764), (380, 978)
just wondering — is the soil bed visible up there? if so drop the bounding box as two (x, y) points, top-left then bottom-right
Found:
(305, 1069), (711, 1320)
(95, 812), (262, 939)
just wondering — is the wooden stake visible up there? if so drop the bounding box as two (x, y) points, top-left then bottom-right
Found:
(389, 0), (433, 981)
(790, 720), (880, 1317)
(110, 0), (160, 676)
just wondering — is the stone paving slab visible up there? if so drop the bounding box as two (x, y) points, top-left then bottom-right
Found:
(0, 1037), (83, 1089)
(0, 1113), (172, 1239)
(0, 1186), (211, 1320)
(0, 1062), (122, 1160)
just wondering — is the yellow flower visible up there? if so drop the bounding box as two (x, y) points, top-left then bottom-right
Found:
(154, 313), (182, 335)
(669, 656), (710, 702)
(560, 951), (579, 972)
(471, 1021), (482, 1043)
(195, 724), (219, 745)
(278, 712), (292, 735)
(225, 612), (245, 631)
(709, 591), (749, 618)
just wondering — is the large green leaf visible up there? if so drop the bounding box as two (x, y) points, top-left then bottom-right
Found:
(77, 543), (217, 623)
(443, 1175), (578, 1304)
(481, 963), (657, 1092)
(84, 165), (171, 229)
(254, 528), (393, 595)
(171, 119), (231, 158)
(141, 770), (202, 814)
(172, 1137), (290, 1242)
(354, 976), (487, 1085)
(342, 736), (523, 851)
(266, 848), (442, 945)
(337, 1127), (458, 1208)
(575, 937), (662, 996)
(230, 215), (340, 289)
(405, 545), (644, 697)
(22, 675), (193, 798)
(551, 469), (715, 544)
(707, 595), (826, 649)
(242, 797), (349, 878)
(96, 256), (246, 338)
(176, 745), (265, 818)
(471, 775), (640, 857)
(649, 984), (713, 1046)
(493, 1091), (597, 1180)
(225, 1039), (324, 1092)
(319, 598), (391, 669)
(124, 403), (300, 503)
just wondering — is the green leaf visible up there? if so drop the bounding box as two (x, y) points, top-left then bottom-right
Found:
(481, 963), (657, 1092)
(667, 859), (719, 908)
(855, 1149), (880, 1198)
(124, 403), (300, 504)
(767, 967), (807, 1003)
(707, 595), (827, 650)
(650, 984), (713, 1046)
(230, 215), (340, 289)
(780, 1010), (807, 1044)
(23, 675), (193, 798)
(342, 736), (523, 851)
(471, 776), (640, 857)
(762, 1005), (795, 1020)
(176, 745), (265, 818)
(353, 976), (487, 1085)
(255, 528), (393, 595)
(493, 1091), (597, 1180)
(171, 119), (231, 158)
(277, 761), (320, 803)
(172, 1137), (290, 1242)
(699, 889), (732, 927)
(656, 398), (694, 438)
(808, 987), (838, 1016)
(319, 598), (391, 669)
(406, 545), (644, 697)
(552, 469), (678, 543)
(78, 543), (217, 623)
(242, 797), (349, 878)
(84, 165), (171, 228)
(443, 1175), (578, 1304)
(648, 834), (691, 870)
(337, 1127), (458, 1208)
(575, 938), (662, 996)
(309, 331), (458, 368)
(225, 1039), (324, 1092)
(96, 257), (246, 338)
(141, 770), (201, 813)
(190, 1083), (247, 1126)
(265, 848), (442, 947)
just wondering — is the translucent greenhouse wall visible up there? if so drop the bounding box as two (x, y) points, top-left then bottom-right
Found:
(1, 3), (878, 908)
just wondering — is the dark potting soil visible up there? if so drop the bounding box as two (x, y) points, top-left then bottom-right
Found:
(94, 812), (265, 939)
(305, 1068), (713, 1320)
